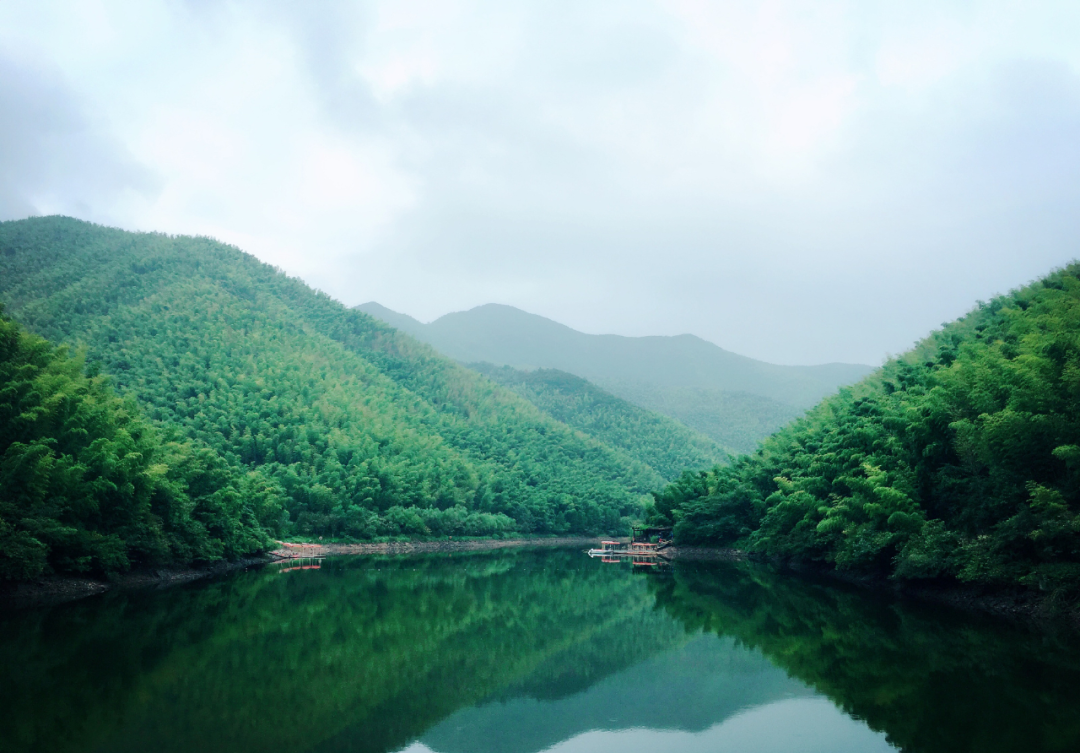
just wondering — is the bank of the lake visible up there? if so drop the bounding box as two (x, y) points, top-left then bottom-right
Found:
(9, 536), (1078, 630)
(0, 537), (600, 611)
(0, 554), (278, 611)
(271, 535), (598, 559)
(659, 545), (1080, 629)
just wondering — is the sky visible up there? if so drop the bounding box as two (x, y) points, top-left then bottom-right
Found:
(2, 1), (1079, 366)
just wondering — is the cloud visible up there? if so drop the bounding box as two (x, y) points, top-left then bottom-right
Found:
(0, 53), (158, 221)
(3, 0), (1080, 364)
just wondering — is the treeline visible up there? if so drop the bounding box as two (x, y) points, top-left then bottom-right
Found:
(0, 217), (655, 555)
(654, 265), (1080, 592)
(0, 310), (274, 579)
(469, 363), (729, 480)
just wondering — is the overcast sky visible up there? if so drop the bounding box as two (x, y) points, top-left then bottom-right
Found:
(2, 1), (1079, 365)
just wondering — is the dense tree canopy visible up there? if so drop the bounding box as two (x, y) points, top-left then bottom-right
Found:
(655, 265), (1080, 592)
(604, 382), (801, 455)
(0, 309), (275, 580)
(469, 363), (729, 480)
(0, 217), (654, 551)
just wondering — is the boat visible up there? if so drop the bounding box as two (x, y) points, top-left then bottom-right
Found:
(587, 540), (661, 557)
(587, 540), (624, 556)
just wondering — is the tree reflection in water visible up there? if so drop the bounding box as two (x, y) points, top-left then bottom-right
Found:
(1, 550), (1078, 753)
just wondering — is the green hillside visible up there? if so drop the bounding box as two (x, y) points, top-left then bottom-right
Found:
(0, 216), (659, 543)
(597, 382), (801, 456)
(656, 264), (1080, 593)
(356, 302), (871, 452)
(0, 311), (273, 579)
(470, 363), (729, 480)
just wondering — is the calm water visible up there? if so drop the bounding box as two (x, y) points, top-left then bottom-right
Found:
(3, 549), (1080, 753)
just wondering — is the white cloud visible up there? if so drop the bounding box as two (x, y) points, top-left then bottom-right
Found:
(2, 0), (1080, 364)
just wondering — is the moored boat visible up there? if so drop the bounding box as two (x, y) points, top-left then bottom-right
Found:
(587, 540), (660, 557)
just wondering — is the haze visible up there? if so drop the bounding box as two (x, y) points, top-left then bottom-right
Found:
(2, 0), (1078, 365)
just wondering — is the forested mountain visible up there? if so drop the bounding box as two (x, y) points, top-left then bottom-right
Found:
(356, 302), (871, 453)
(0, 311), (273, 579)
(600, 383), (801, 457)
(654, 264), (1080, 593)
(0, 216), (660, 549)
(470, 363), (729, 480)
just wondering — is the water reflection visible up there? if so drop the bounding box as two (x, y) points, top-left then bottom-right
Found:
(416, 634), (890, 753)
(1, 549), (1078, 753)
(652, 561), (1080, 753)
(419, 698), (891, 753)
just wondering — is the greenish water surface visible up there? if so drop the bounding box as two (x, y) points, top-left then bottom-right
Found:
(2, 548), (1080, 753)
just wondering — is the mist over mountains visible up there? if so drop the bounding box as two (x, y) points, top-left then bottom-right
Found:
(357, 302), (873, 453)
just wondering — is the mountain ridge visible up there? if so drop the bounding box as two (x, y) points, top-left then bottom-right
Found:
(360, 302), (871, 402)
(356, 301), (873, 452)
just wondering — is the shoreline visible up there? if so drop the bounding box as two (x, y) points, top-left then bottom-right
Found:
(269, 536), (597, 559)
(0, 554), (277, 612)
(659, 546), (1080, 630)
(7, 539), (1075, 630)
(0, 537), (599, 612)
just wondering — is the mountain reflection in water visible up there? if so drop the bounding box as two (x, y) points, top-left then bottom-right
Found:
(1, 548), (1079, 753)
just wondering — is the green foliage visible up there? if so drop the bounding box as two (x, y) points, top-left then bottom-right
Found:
(664, 265), (1080, 592)
(595, 382), (802, 455)
(0, 217), (651, 545)
(470, 363), (728, 480)
(0, 310), (272, 579)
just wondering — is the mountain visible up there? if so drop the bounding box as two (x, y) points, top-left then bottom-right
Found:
(0, 216), (664, 544)
(657, 263), (1080, 592)
(355, 302), (872, 452)
(470, 364), (729, 480)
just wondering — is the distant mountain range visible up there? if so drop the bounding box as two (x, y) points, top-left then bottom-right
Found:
(357, 302), (874, 453)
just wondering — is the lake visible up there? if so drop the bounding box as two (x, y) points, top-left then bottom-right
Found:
(2, 547), (1080, 753)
